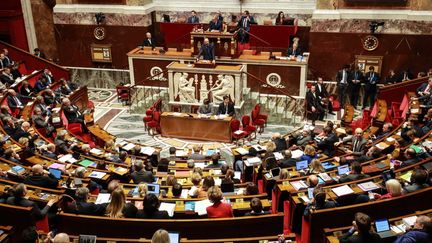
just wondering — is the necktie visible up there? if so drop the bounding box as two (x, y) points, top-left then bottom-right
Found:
(225, 105), (228, 114)
(354, 139), (358, 152)
(148, 39), (151, 45)
(14, 96), (22, 106)
(342, 71), (346, 84)
(243, 18), (247, 28)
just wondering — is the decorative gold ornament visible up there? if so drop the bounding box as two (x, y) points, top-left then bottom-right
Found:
(363, 35), (379, 51)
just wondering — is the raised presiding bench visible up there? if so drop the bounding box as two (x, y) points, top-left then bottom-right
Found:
(57, 213), (284, 239)
(160, 112), (232, 142)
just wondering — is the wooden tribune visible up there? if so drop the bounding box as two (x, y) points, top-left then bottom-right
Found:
(190, 31), (237, 58)
(160, 112), (232, 143)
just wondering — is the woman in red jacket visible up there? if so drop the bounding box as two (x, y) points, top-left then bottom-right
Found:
(206, 186), (233, 218)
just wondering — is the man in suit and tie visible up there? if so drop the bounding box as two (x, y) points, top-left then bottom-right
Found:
(336, 65), (350, 109)
(196, 38), (215, 63)
(209, 15), (223, 31)
(34, 48), (46, 59)
(7, 89), (23, 112)
(287, 41), (302, 57)
(237, 10), (255, 43)
(362, 66), (380, 109)
(217, 95), (235, 116)
(317, 126), (338, 157)
(306, 85), (324, 125)
(349, 66), (364, 109)
(187, 10), (199, 24)
(336, 128), (367, 156)
(315, 77), (334, 115)
(62, 97), (84, 124)
(0, 67), (15, 86)
(2, 49), (13, 67)
(42, 68), (54, 85)
(142, 32), (156, 49)
(416, 78), (432, 97)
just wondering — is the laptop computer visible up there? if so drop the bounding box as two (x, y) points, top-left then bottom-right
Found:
(147, 184), (160, 196)
(307, 187), (314, 199)
(337, 165), (350, 176)
(49, 168), (62, 179)
(296, 160), (308, 171)
(168, 232), (180, 243)
(375, 219), (396, 238)
(270, 167), (281, 178)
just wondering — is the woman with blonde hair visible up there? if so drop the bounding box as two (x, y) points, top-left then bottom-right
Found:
(279, 169), (290, 180)
(106, 187), (137, 218)
(151, 229), (170, 243)
(301, 145), (317, 163)
(138, 182), (148, 197)
(206, 186), (233, 218)
(306, 159), (325, 175)
(374, 179), (402, 200)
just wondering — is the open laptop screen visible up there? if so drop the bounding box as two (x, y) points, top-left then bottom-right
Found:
(296, 160), (308, 171)
(270, 167), (281, 177)
(375, 219), (390, 232)
(147, 184), (160, 195)
(168, 232), (180, 243)
(337, 165), (350, 175)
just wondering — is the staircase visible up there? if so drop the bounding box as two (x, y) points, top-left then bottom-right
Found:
(129, 86), (169, 114)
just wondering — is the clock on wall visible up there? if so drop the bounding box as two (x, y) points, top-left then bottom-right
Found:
(94, 26), (106, 40)
(363, 35), (379, 51)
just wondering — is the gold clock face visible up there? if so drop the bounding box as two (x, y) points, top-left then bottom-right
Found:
(363, 35), (379, 51)
(94, 27), (106, 40)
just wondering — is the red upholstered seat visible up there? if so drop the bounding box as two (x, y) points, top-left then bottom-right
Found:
(231, 119), (246, 142)
(254, 104), (268, 124)
(241, 115), (256, 138)
(251, 109), (265, 133)
(147, 111), (161, 135)
(143, 108), (154, 130)
(35, 215), (50, 233)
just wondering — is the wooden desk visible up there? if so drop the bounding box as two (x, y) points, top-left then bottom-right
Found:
(190, 31), (237, 58)
(160, 112), (232, 142)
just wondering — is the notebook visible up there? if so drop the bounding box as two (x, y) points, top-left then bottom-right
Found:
(296, 160), (308, 171)
(49, 168), (62, 179)
(322, 162), (337, 170)
(337, 165), (350, 175)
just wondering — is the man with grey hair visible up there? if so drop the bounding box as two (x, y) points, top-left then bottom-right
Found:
(272, 132), (287, 152)
(66, 187), (106, 215)
(395, 215), (431, 243)
(130, 160), (154, 184)
(24, 164), (59, 189)
(12, 121), (31, 141)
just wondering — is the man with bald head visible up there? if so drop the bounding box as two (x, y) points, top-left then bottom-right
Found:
(7, 89), (23, 113)
(196, 38), (215, 63)
(24, 164), (59, 189)
(142, 32), (156, 49)
(336, 127), (366, 156)
(52, 233), (70, 243)
(12, 121), (31, 141)
(395, 215), (431, 243)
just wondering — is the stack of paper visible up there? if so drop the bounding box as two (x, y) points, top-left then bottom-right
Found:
(402, 216), (417, 227)
(159, 202), (176, 217)
(194, 199), (213, 215)
(58, 154), (73, 163)
(291, 149), (304, 159)
(113, 167), (128, 175)
(332, 185), (354, 197)
(245, 157), (261, 166)
(175, 150), (188, 157)
(141, 147), (156, 156)
(357, 181), (380, 192)
(123, 143), (135, 151)
(90, 148), (103, 155)
(48, 163), (66, 170)
(318, 173), (332, 182)
(95, 193), (111, 204)
(290, 180), (308, 191)
(273, 152), (284, 160)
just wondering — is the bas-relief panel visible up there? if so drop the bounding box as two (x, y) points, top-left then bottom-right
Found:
(311, 19), (432, 34)
(53, 12), (152, 27)
(126, 0), (152, 6)
(155, 11), (313, 27)
(70, 68), (130, 89)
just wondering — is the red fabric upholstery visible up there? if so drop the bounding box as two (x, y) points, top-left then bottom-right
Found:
(147, 111), (161, 133)
(68, 123), (83, 135)
(241, 115), (256, 134)
(18, 63), (29, 75)
(254, 104), (268, 123)
(271, 190), (278, 214)
(283, 201), (291, 234)
(60, 110), (68, 127)
(90, 187), (100, 196)
(257, 179), (264, 194)
(35, 215), (50, 233)
(301, 217), (311, 243)
(231, 119), (246, 140)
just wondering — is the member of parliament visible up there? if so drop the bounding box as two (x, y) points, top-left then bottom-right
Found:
(0, 0), (432, 242)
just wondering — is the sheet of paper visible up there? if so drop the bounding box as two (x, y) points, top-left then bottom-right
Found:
(48, 163), (66, 170)
(357, 181), (380, 192)
(141, 146), (156, 156)
(290, 180), (308, 191)
(58, 154), (73, 163)
(291, 149), (304, 159)
(273, 152), (284, 160)
(123, 143), (135, 151)
(332, 185), (354, 197)
(88, 171), (107, 179)
(235, 147), (249, 155)
(180, 189), (189, 199)
(90, 148), (103, 155)
(95, 193), (111, 204)
(194, 199), (213, 216)
(175, 150), (188, 157)
(159, 202), (176, 217)
(245, 157), (261, 166)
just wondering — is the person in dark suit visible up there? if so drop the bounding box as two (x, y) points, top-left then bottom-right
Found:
(384, 69), (398, 84)
(304, 188), (337, 217)
(34, 77), (49, 92)
(335, 128), (367, 156)
(349, 67), (364, 108)
(136, 193), (169, 219)
(315, 77), (334, 115)
(317, 126), (338, 157)
(362, 66), (380, 109)
(306, 85), (324, 125)
(60, 78), (74, 95)
(7, 89), (23, 112)
(20, 81), (34, 99)
(130, 160), (154, 184)
(209, 15), (222, 31)
(187, 10), (199, 24)
(2, 49), (13, 67)
(196, 38), (215, 62)
(279, 150), (298, 168)
(2, 117), (17, 137)
(237, 10), (255, 43)
(42, 68), (54, 85)
(217, 95), (235, 116)
(339, 162), (370, 183)
(24, 164), (59, 189)
(394, 216), (432, 243)
(399, 69), (413, 82)
(0, 67), (15, 86)
(244, 198), (270, 216)
(272, 133), (287, 152)
(206, 154), (222, 169)
(287, 41), (302, 56)
(399, 148), (420, 168)
(65, 187), (107, 216)
(416, 78), (432, 97)
(403, 168), (429, 193)
(6, 183), (57, 220)
(336, 65), (350, 109)
(0, 53), (6, 69)
(11, 121), (31, 141)
(62, 97), (84, 124)
(338, 212), (381, 243)
(142, 32), (156, 49)
(34, 48), (46, 59)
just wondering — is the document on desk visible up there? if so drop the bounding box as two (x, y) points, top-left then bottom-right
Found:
(332, 185), (354, 197)
(88, 171), (107, 179)
(195, 162), (205, 169)
(159, 202), (176, 217)
(95, 193), (111, 204)
(291, 149), (304, 159)
(58, 154), (73, 163)
(48, 163), (66, 170)
(175, 150), (188, 157)
(245, 157), (261, 166)
(235, 147), (249, 155)
(123, 143), (135, 151)
(141, 146), (156, 156)
(273, 152), (284, 160)
(290, 180), (308, 191)
(171, 112), (182, 116)
(357, 181), (380, 192)
(194, 199), (212, 215)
